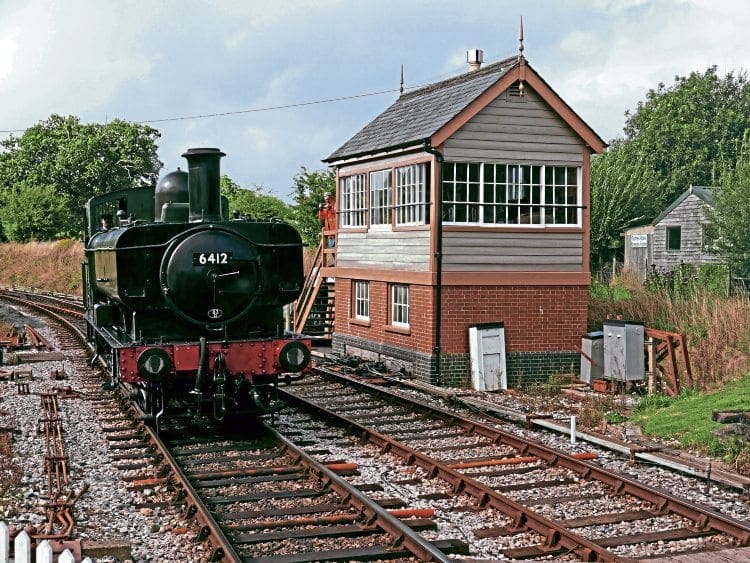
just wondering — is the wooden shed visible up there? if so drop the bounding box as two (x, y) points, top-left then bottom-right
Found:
(624, 185), (720, 279)
(311, 48), (605, 386)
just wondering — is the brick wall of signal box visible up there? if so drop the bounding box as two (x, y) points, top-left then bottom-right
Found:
(335, 280), (588, 357)
(334, 279), (434, 353)
(439, 285), (590, 355)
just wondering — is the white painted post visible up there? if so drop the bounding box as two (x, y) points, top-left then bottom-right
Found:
(14, 530), (31, 563)
(0, 522), (8, 563)
(59, 549), (77, 563)
(36, 539), (53, 563)
(82, 557), (94, 563)
(570, 415), (577, 444)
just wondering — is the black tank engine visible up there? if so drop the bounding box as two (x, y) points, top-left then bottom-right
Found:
(84, 148), (311, 425)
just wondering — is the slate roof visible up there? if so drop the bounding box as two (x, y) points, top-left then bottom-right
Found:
(324, 55), (520, 162)
(652, 185), (715, 225)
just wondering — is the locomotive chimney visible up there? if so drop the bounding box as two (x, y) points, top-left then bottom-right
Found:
(182, 147), (226, 222)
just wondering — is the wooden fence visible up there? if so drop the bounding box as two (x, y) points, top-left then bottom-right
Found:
(0, 522), (92, 563)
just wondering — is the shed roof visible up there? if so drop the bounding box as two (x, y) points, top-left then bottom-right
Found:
(652, 185), (715, 226)
(324, 55), (606, 163)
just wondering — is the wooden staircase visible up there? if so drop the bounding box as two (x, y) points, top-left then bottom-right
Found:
(293, 238), (335, 340)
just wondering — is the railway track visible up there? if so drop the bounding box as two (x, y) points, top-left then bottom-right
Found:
(278, 367), (750, 561)
(4, 287), (750, 561)
(0, 289), (467, 561)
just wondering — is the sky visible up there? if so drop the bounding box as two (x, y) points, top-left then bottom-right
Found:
(1, 0), (749, 201)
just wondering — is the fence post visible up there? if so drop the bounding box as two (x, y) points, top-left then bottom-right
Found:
(36, 539), (53, 563)
(14, 530), (31, 563)
(0, 521), (8, 563)
(60, 549), (78, 563)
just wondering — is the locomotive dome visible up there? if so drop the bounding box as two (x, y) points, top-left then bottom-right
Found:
(154, 167), (189, 220)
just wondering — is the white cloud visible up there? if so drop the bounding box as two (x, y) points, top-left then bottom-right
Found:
(0, 29), (21, 83)
(540, 0), (750, 140)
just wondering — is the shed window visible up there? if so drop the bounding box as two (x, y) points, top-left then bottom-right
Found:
(340, 174), (366, 227)
(396, 164), (429, 225)
(354, 280), (370, 320)
(666, 226), (682, 251)
(442, 162), (580, 226)
(369, 170), (392, 226)
(390, 284), (409, 327)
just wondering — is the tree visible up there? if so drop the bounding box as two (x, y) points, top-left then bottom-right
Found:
(590, 140), (660, 270)
(288, 167), (335, 247)
(0, 182), (70, 241)
(221, 175), (292, 222)
(0, 114), (161, 240)
(590, 67), (750, 267)
(706, 143), (750, 276)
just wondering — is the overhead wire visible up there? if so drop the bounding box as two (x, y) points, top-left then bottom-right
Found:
(0, 52), (509, 134)
(0, 86), (402, 134)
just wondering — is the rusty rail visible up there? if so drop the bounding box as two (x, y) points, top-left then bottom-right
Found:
(280, 368), (750, 560)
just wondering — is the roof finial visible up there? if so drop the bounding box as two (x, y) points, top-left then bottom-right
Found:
(518, 15), (525, 59)
(400, 64), (404, 95)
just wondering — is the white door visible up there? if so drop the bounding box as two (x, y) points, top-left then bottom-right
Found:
(469, 323), (506, 391)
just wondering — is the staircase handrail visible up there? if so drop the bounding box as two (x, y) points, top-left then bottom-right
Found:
(293, 239), (324, 333)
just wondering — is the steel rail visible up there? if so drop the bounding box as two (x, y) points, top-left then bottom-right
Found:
(133, 416), (244, 562)
(279, 384), (617, 562)
(329, 369), (750, 542)
(0, 289), (244, 560)
(281, 369), (750, 559)
(265, 423), (454, 562)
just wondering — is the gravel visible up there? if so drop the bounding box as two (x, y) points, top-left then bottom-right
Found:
(0, 321), (210, 563)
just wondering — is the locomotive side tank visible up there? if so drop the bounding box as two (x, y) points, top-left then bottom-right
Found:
(84, 148), (311, 424)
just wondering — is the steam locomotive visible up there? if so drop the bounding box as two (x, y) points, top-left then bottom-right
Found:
(83, 148), (311, 426)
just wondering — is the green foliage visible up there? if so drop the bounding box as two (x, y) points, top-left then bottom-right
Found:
(605, 411), (627, 425)
(589, 278), (631, 301)
(706, 144), (750, 276)
(590, 67), (750, 268)
(288, 167), (335, 247)
(645, 263), (729, 298)
(0, 182), (71, 240)
(0, 114), (161, 241)
(221, 175), (292, 222)
(590, 140), (659, 269)
(631, 379), (750, 468)
(633, 393), (677, 413)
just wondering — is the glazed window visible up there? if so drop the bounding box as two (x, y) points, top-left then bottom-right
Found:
(390, 284), (409, 327)
(667, 226), (682, 251)
(340, 174), (366, 227)
(369, 170), (392, 226)
(395, 164), (429, 225)
(442, 162), (581, 226)
(354, 280), (370, 320)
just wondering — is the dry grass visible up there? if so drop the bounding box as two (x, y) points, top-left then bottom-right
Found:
(590, 284), (750, 390)
(0, 240), (84, 296)
(0, 434), (22, 499)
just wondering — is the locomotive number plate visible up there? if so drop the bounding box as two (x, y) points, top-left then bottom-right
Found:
(193, 252), (232, 265)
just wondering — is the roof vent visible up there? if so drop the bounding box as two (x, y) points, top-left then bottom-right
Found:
(467, 49), (483, 72)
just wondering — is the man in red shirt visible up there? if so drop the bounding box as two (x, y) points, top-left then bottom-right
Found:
(318, 192), (336, 265)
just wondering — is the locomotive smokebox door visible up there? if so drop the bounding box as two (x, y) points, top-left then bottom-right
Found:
(160, 228), (261, 326)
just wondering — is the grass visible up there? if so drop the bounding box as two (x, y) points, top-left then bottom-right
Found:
(0, 240), (84, 295)
(589, 273), (750, 390)
(589, 270), (750, 469)
(631, 376), (750, 471)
